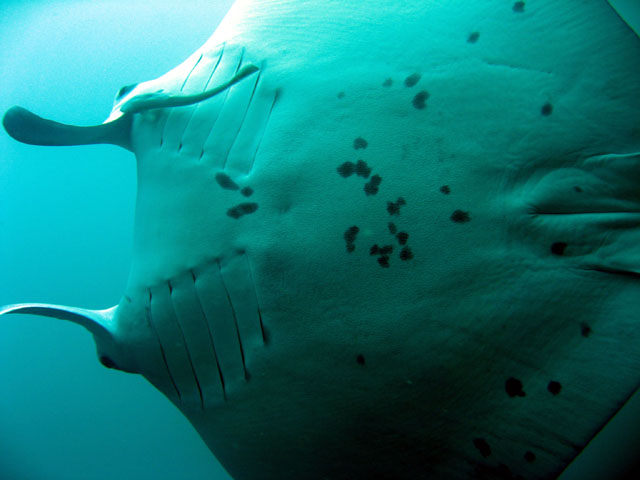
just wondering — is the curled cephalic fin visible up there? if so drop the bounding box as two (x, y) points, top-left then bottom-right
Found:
(2, 106), (132, 150)
(0, 303), (116, 340)
(120, 63), (259, 114)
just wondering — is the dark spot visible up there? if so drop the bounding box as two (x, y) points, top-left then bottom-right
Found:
(378, 256), (390, 268)
(473, 438), (491, 457)
(346, 244), (356, 253)
(356, 354), (365, 365)
(513, 1), (525, 12)
(344, 226), (360, 244)
(574, 186), (583, 193)
(227, 202), (259, 219)
(400, 246), (414, 261)
(467, 32), (480, 43)
(337, 91), (345, 99)
(364, 183), (379, 196)
(541, 102), (553, 116)
(524, 451), (536, 463)
(215, 172), (239, 191)
(124, 295), (132, 303)
(550, 242), (567, 256)
(387, 197), (406, 216)
(547, 380), (562, 395)
(370, 244), (380, 255)
(451, 210), (470, 223)
(440, 185), (451, 194)
(99, 356), (116, 369)
(380, 245), (393, 255)
(412, 90), (429, 109)
(355, 159), (371, 178)
(382, 78), (393, 87)
(115, 83), (138, 100)
(353, 137), (368, 150)
(388, 222), (397, 234)
(505, 377), (526, 397)
(364, 175), (382, 196)
(404, 73), (421, 87)
(241, 186), (254, 197)
(396, 232), (409, 245)
(337, 161), (356, 177)
(581, 322), (592, 337)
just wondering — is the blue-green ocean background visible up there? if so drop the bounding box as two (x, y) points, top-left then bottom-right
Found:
(0, 1), (638, 479)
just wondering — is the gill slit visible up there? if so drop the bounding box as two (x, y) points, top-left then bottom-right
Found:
(181, 53), (204, 91)
(147, 289), (181, 401)
(221, 63), (261, 170)
(200, 49), (245, 163)
(168, 279), (205, 409)
(244, 253), (267, 344)
(215, 260), (248, 379)
(248, 86), (278, 174)
(191, 270), (227, 400)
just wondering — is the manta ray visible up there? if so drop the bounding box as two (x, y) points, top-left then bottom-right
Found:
(2, 0), (640, 478)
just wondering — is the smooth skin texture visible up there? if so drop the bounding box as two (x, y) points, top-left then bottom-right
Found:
(2, 1), (639, 478)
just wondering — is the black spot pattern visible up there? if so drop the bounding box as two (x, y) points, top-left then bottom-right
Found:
(355, 160), (372, 178)
(581, 322), (592, 337)
(378, 256), (390, 268)
(513, 1), (525, 13)
(400, 246), (414, 261)
(551, 242), (567, 256)
(353, 137), (368, 150)
(524, 451), (536, 463)
(451, 210), (471, 223)
(337, 91), (345, 99)
(364, 175), (382, 196)
(404, 73), (421, 87)
(541, 102), (553, 116)
(356, 354), (365, 365)
(215, 172), (240, 191)
(473, 438), (491, 457)
(412, 91), (429, 109)
(388, 222), (397, 234)
(344, 226), (360, 253)
(451, 210), (470, 223)
(387, 197), (406, 216)
(468, 32), (480, 43)
(574, 186), (583, 193)
(505, 377), (525, 397)
(396, 232), (409, 245)
(241, 186), (254, 197)
(380, 245), (393, 255)
(227, 202), (259, 219)
(547, 380), (562, 395)
(382, 78), (393, 87)
(440, 185), (451, 194)
(337, 161), (356, 177)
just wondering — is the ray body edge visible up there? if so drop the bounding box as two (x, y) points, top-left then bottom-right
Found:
(3, 1), (640, 479)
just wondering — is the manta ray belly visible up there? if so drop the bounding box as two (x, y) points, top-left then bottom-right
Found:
(3, 0), (640, 479)
(106, 1), (640, 478)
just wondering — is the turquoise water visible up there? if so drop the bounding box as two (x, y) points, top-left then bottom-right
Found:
(0, 1), (639, 479)
(0, 2), (232, 479)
